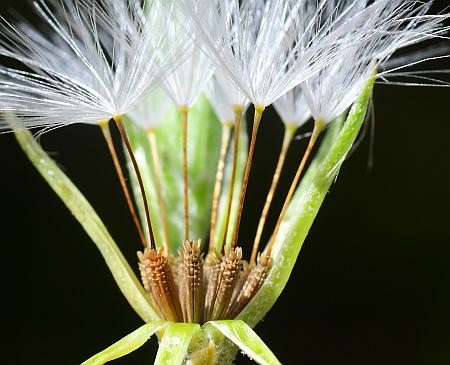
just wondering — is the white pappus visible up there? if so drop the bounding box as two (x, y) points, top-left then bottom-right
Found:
(0, 0), (180, 132)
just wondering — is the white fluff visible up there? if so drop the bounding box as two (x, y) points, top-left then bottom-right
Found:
(0, 0), (180, 131)
(161, 7), (215, 108)
(302, 0), (449, 122)
(127, 88), (173, 130)
(273, 85), (311, 128)
(178, 0), (400, 107)
(213, 69), (249, 110)
(205, 76), (236, 124)
(0, 0), (447, 132)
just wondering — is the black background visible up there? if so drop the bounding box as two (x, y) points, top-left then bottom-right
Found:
(1, 1), (449, 364)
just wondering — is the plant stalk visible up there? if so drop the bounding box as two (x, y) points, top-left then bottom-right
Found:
(250, 124), (296, 266)
(221, 106), (244, 251)
(181, 107), (190, 241)
(232, 105), (265, 249)
(266, 119), (325, 257)
(209, 123), (233, 253)
(114, 116), (156, 249)
(100, 122), (147, 248)
(147, 128), (170, 254)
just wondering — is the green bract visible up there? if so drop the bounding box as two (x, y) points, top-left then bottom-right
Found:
(12, 118), (158, 324)
(81, 321), (167, 365)
(238, 73), (376, 327)
(81, 320), (279, 365)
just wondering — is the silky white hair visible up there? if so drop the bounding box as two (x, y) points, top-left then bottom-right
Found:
(0, 0), (182, 132)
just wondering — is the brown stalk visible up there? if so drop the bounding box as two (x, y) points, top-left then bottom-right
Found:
(266, 120), (326, 258)
(220, 106), (244, 251)
(147, 129), (170, 254)
(209, 123), (232, 253)
(250, 124), (296, 266)
(180, 107), (190, 241)
(100, 122), (147, 248)
(114, 116), (156, 249)
(232, 105), (265, 249)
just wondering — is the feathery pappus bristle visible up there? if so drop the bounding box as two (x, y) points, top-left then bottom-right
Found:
(273, 85), (311, 128)
(302, 0), (450, 124)
(0, 0), (183, 132)
(160, 5), (214, 108)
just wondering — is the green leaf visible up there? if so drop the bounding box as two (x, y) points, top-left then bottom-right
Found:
(238, 75), (376, 327)
(12, 122), (159, 323)
(155, 323), (201, 365)
(125, 94), (222, 252)
(206, 320), (281, 365)
(214, 120), (248, 251)
(81, 321), (168, 365)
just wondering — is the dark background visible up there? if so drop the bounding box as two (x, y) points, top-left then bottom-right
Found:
(1, 1), (449, 364)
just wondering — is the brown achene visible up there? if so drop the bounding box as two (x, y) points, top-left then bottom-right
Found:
(138, 240), (271, 324)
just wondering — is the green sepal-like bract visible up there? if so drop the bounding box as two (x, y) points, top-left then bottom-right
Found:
(206, 320), (281, 365)
(155, 323), (201, 365)
(80, 320), (281, 365)
(81, 321), (167, 365)
(12, 120), (159, 323)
